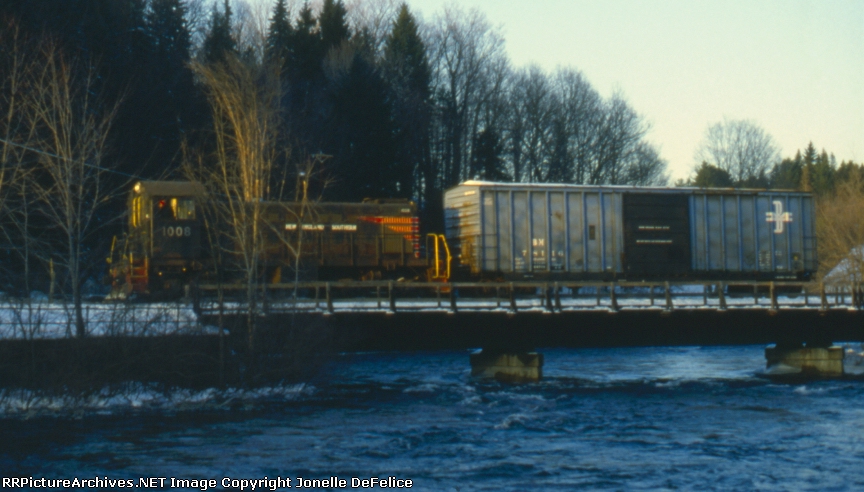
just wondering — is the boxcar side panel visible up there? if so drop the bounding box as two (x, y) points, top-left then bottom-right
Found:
(549, 192), (566, 272)
(567, 192), (585, 272)
(530, 192), (547, 271)
(723, 196), (740, 271)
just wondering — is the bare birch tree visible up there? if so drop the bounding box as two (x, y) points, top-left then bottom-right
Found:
(187, 55), (281, 356)
(19, 42), (120, 337)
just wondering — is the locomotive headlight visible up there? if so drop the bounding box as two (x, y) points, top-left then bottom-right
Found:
(134, 182), (141, 193)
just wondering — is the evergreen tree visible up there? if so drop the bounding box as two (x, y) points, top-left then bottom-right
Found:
(324, 49), (398, 201)
(546, 118), (571, 183)
(693, 162), (733, 188)
(836, 160), (864, 188)
(385, 4), (430, 98)
(201, 0), (235, 64)
(384, 4), (432, 201)
(148, 0), (190, 59)
(810, 149), (835, 195)
(265, 0), (294, 68)
(292, 2), (323, 82)
(471, 128), (510, 181)
(138, 0), (201, 177)
(319, 0), (350, 53)
(769, 152), (803, 189)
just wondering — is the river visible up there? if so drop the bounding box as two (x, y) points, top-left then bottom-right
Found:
(3, 345), (864, 490)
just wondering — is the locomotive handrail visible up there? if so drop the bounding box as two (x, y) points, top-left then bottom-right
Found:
(425, 233), (451, 281)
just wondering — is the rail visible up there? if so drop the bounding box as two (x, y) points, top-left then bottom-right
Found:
(193, 280), (864, 316)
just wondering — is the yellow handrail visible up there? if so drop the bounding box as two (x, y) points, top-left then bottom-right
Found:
(426, 233), (451, 281)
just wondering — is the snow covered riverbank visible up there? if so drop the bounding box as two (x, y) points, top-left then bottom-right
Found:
(0, 301), (210, 339)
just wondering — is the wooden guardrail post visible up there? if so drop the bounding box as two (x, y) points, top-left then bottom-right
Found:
(450, 284), (457, 313)
(703, 284), (708, 306)
(389, 281), (396, 313)
(609, 282), (619, 311)
(554, 282), (562, 312)
(753, 285), (759, 306)
(649, 284), (655, 307)
(436, 284), (442, 308)
(544, 283), (553, 312)
(326, 282), (333, 314)
(770, 281), (778, 310)
(717, 282), (727, 310)
(665, 281), (673, 311)
(509, 282), (517, 313)
(820, 283), (828, 310)
(376, 285), (381, 309)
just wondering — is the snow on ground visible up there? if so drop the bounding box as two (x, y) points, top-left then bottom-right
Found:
(0, 301), (210, 339)
(0, 287), (857, 340)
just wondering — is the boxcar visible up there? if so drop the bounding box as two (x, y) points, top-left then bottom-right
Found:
(444, 181), (816, 281)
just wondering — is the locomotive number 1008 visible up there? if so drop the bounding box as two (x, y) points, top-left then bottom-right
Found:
(162, 226), (192, 237)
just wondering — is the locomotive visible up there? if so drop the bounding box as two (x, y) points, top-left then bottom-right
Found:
(444, 181), (817, 281)
(108, 181), (427, 297)
(109, 180), (818, 297)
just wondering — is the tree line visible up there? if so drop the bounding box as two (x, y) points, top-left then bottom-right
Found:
(2, 0), (860, 306)
(0, 0), (669, 300)
(683, 118), (862, 197)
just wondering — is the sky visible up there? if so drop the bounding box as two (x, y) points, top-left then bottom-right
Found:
(403, 0), (864, 181)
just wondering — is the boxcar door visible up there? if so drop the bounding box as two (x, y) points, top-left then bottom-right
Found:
(623, 193), (691, 277)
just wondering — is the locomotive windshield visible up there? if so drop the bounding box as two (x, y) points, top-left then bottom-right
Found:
(155, 197), (196, 221)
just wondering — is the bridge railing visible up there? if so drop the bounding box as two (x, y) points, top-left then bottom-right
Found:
(193, 280), (864, 316)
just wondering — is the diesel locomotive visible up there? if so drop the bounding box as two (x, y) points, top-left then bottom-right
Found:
(108, 181), (426, 297)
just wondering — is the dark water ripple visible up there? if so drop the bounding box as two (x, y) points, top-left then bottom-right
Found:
(3, 345), (864, 490)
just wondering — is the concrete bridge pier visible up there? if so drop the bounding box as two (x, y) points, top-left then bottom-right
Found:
(765, 343), (845, 377)
(469, 351), (544, 383)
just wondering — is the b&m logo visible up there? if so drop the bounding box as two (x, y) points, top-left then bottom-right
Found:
(765, 200), (792, 234)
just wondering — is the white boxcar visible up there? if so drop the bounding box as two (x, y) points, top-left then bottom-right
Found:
(444, 181), (816, 280)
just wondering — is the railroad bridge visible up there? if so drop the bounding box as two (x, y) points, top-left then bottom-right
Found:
(196, 280), (864, 382)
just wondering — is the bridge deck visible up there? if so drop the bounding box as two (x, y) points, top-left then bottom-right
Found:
(195, 281), (864, 315)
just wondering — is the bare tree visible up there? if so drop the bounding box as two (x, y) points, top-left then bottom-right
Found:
(0, 20), (29, 244)
(346, 0), (402, 56)
(818, 175), (864, 285)
(19, 42), (121, 337)
(187, 55), (281, 355)
(233, 0), (271, 63)
(510, 65), (555, 183)
(621, 141), (668, 186)
(695, 118), (779, 184)
(553, 68), (603, 184)
(428, 5), (508, 188)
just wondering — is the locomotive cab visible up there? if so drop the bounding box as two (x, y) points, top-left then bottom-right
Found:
(109, 181), (205, 297)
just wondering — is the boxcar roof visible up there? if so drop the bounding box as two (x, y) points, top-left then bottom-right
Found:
(134, 181), (206, 197)
(452, 180), (808, 196)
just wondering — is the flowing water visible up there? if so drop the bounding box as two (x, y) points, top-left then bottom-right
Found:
(3, 345), (864, 491)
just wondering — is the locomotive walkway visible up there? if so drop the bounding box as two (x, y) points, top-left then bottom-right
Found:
(195, 280), (864, 315)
